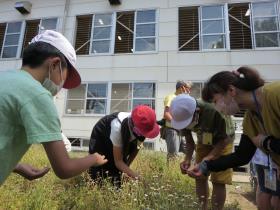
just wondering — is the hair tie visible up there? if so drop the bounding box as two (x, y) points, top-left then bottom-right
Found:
(232, 70), (245, 79)
(239, 73), (245, 78)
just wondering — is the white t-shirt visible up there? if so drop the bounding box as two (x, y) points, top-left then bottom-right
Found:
(110, 112), (135, 147)
(252, 148), (277, 168)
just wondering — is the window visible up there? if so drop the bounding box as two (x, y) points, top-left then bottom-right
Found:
(86, 83), (107, 114)
(132, 83), (155, 108)
(228, 3), (252, 49)
(178, 7), (199, 51)
(66, 84), (87, 114)
(21, 20), (40, 54)
(179, 1), (280, 51)
(201, 5), (226, 50)
(179, 5), (227, 51)
(110, 83), (155, 113)
(111, 83), (132, 112)
(21, 18), (58, 56)
(75, 10), (157, 55)
(114, 11), (135, 53)
(39, 18), (58, 33)
(66, 83), (107, 115)
(189, 82), (204, 99)
(252, 1), (280, 48)
(66, 82), (155, 115)
(91, 14), (113, 54)
(1, 21), (23, 58)
(134, 10), (157, 52)
(0, 18), (58, 59)
(0, 23), (6, 56)
(75, 15), (93, 55)
(143, 142), (155, 150)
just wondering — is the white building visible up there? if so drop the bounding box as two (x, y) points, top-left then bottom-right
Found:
(0, 0), (280, 151)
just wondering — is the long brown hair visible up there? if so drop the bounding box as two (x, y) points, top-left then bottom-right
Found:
(202, 66), (265, 102)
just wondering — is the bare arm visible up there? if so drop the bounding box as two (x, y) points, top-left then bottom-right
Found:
(113, 146), (138, 179)
(180, 130), (195, 174)
(184, 130), (195, 163)
(164, 106), (172, 121)
(127, 149), (140, 166)
(43, 141), (107, 179)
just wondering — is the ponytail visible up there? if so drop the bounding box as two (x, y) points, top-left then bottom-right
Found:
(202, 66), (264, 102)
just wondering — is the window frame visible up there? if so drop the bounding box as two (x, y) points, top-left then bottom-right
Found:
(0, 21), (25, 59)
(85, 83), (108, 115)
(38, 17), (58, 34)
(65, 84), (87, 115)
(199, 4), (229, 51)
(89, 13), (115, 55)
(0, 17), (59, 60)
(251, 1), (280, 49)
(178, 1), (280, 52)
(133, 9), (158, 53)
(64, 81), (156, 116)
(131, 82), (156, 108)
(75, 8), (158, 56)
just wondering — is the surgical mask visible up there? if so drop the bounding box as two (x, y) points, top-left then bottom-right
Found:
(215, 97), (239, 115)
(42, 62), (64, 96)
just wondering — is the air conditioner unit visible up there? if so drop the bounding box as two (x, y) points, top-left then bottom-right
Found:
(15, 1), (32, 14)
(108, 0), (121, 5)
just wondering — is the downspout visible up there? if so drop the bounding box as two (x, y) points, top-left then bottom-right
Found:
(62, 0), (70, 34)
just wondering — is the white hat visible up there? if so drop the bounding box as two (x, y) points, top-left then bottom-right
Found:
(30, 30), (81, 89)
(170, 94), (197, 130)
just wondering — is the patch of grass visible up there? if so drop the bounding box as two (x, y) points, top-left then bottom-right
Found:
(0, 145), (240, 209)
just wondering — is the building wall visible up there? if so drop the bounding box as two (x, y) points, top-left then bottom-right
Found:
(0, 0), (280, 150)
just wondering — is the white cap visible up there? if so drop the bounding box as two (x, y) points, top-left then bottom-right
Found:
(30, 30), (81, 89)
(170, 94), (197, 130)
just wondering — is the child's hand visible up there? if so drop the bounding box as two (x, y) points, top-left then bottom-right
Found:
(13, 163), (50, 180)
(180, 160), (191, 174)
(91, 153), (108, 166)
(187, 164), (204, 178)
(122, 171), (141, 181)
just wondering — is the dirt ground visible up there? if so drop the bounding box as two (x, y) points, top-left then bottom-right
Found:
(226, 181), (257, 210)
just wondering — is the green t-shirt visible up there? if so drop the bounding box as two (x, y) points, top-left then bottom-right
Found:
(0, 70), (62, 185)
(190, 100), (235, 145)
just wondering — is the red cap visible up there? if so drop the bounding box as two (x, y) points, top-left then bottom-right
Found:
(63, 63), (81, 89)
(131, 105), (160, 139)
